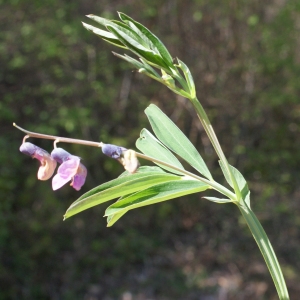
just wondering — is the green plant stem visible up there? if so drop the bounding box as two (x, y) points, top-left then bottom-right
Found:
(136, 152), (236, 200)
(189, 97), (242, 201)
(238, 201), (289, 299)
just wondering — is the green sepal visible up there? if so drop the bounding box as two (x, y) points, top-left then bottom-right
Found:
(145, 104), (213, 180)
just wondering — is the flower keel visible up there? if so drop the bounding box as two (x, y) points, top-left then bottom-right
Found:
(19, 142), (57, 180)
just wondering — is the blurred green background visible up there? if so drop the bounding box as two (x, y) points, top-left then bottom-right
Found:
(1, 0), (300, 299)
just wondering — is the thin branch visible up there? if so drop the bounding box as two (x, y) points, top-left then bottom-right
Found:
(13, 123), (103, 148)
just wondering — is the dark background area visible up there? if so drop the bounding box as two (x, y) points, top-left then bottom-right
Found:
(1, 0), (300, 299)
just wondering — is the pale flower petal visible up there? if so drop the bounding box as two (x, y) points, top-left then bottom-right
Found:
(71, 163), (87, 191)
(51, 148), (87, 191)
(20, 142), (57, 180)
(121, 150), (140, 174)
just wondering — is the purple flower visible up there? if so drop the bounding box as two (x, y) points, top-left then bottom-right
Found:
(102, 144), (139, 174)
(102, 144), (126, 159)
(19, 142), (57, 180)
(51, 148), (87, 191)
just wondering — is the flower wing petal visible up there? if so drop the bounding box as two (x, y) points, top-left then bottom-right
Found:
(52, 157), (80, 190)
(71, 163), (87, 191)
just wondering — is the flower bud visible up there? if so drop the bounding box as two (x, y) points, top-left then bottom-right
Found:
(102, 144), (139, 174)
(102, 144), (126, 159)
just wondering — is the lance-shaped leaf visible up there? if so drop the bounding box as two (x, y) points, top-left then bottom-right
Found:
(136, 128), (185, 175)
(107, 210), (128, 227)
(219, 161), (250, 207)
(105, 179), (209, 216)
(112, 52), (160, 78)
(86, 14), (116, 27)
(177, 59), (196, 98)
(64, 168), (181, 219)
(145, 104), (213, 180)
(82, 22), (126, 48)
(118, 12), (174, 67)
(106, 23), (170, 70)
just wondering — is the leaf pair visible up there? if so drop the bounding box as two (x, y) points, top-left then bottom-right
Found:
(64, 165), (209, 226)
(83, 13), (198, 99)
(139, 104), (213, 180)
(64, 104), (214, 225)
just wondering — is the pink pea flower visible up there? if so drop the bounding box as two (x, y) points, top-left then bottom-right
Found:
(102, 144), (139, 174)
(19, 142), (57, 180)
(51, 148), (87, 191)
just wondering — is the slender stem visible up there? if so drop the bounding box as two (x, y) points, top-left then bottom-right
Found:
(136, 152), (236, 200)
(189, 98), (242, 201)
(238, 202), (289, 299)
(13, 123), (103, 148)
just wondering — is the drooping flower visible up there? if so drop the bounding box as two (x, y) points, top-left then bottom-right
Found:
(19, 142), (57, 180)
(51, 148), (87, 191)
(102, 143), (139, 174)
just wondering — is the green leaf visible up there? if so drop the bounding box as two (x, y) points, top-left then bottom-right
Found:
(106, 24), (170, 70)
(136, 128), (185, 175)
(219, 161), (250, 207)
(82, 22), (126, 48)
(86, 14), (116, 27)
(177, 59), (196, 98)
(105, 179), (209, 216)
(145, 104), (213, 180)
(112, 52), (160, 78)
(118, 12), (174, 66)
(64, 170), (181, 219)
(118, 166), (166, 177)
(107, 210), (128, 227)
(202, 196), (232, 204)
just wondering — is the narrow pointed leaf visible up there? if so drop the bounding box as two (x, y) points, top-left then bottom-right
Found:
(202, 196), (233, 204)
(219, 161), (250, 207)
(136, 128), (185, 175)
(105, 179), (209, 216)
(64, 170), (181, 219)
(118, 12), (173, 66)
(106, 24), (170, 70)
(177, 59), (196, 98)
(145, 104), (213, 180)
(86, 14), (116, 27)
(112, 53), (160, 78)
(82, 22), (126, 48)
(107, 210), (128, 227)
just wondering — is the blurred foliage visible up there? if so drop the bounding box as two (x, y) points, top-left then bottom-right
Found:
(1, 0), (300, 299)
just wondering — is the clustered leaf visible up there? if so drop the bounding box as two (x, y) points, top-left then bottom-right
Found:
(82, 12), (195, 99)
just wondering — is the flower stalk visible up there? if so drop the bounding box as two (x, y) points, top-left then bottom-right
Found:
(14, 123), (235, 200)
